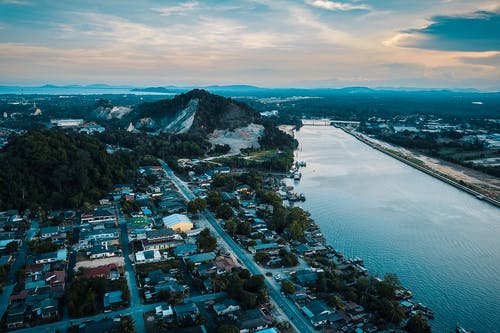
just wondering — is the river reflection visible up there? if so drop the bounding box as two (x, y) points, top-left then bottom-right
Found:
(290, 126), (500, 333)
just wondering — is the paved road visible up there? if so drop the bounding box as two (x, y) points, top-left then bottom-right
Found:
(116, 203), (146, 333)
(159, 159), (315, 333)
(0, 219), (39, 319)
(12, 291), (228, 333)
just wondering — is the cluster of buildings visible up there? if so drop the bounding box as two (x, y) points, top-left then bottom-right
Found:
(183, 162), (430, 332)
(50, 118), (105, 134)
(6, 248), (68, 329)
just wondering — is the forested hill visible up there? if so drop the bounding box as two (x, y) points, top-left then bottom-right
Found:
(0, 130), (137, 210)
(131, 89), (260, 134)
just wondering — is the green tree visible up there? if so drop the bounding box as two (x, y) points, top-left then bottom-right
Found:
(212, 173), (235, 189)
(405, 314), (432, 333)
(236, 220), (251, 235)
(289, 220), (305, 240)
(187, 198), (206, 216)
(196, 228), (217, 252)
(224, 219), (237, 235)
(217, 324), (239, 333)
(216, 203), (234, 219)
(254, 252), (270, 264)
(281, 281), (296, 294)
(206, 191), (222, 210)
(5, 241), (18, 254)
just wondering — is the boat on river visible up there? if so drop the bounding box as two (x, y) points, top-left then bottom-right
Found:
(454, 325), (475, 333)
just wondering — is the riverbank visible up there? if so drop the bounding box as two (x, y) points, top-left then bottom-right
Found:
(339, 127), (500, 209)
(290, 126), (500, 332)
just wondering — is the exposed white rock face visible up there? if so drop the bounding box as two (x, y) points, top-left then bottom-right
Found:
(97, 106), (132, 120)
(162, 99), (198, 134)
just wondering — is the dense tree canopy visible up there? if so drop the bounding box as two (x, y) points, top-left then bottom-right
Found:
(0, 130), (137, 210)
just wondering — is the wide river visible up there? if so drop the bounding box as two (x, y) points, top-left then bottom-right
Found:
(291, 126), (500, 333)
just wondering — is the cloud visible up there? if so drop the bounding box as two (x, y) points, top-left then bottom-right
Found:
(0, 0), (31, 5)
(306, 0), (370, 11)
(392, 10), (500, 51)
(151, 1), (198, 16)
(459, 53), (500, 67)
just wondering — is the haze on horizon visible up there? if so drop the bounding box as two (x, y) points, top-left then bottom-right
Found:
(0, 0), (499, 90)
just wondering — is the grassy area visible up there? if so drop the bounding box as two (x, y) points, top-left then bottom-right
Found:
(246, 149), (281, 161)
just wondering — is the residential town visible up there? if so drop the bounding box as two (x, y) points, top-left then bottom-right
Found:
(0, 156), (434, 333)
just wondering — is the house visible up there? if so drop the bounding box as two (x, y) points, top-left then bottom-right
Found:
(155, 304), (174, 319)
(294, 269), (318, 285)
(295, 243), (314, 256)
(254, 329), (278, 333)
(221, 192), (235, 202)
(88, 244), (116, 260)
(213, 299), (240, 316)
(0, 254), (12, 266)
(83, 264), (119, 280)
(155, 281), (189, 295)
(5, 303), (28, 329)
(128, 216), (153, 229)
(39, 226), (60, 239)
(236, 309), (271, 333)
(236, 184), (252, 194)
(185, 252), (216, 265)
(135, 250), (162, 263)
(38, 298), (59, 320)
(248, 242), (281, 254)
(174, 243), (198, 257)
(34, 249), (68, 264)
(142, 229), (183, 250)
(162, 214), (193, 233)
(80, 207), (117, 226)
(80, 228), (119, 243)
(44, 270), (66, 288)
(103, 290), (125, 310)
(141, 206), (154, 216)
(214, 166), (230, 174)
(214, 257), (238, 274)
(24, 271), (45, 290)
(5, 313), (25, 329)
(174, 302), (199, 323)
(145, 270), (174, 286)
(301, 300), (343, 327)
(195, 262), (216, 278)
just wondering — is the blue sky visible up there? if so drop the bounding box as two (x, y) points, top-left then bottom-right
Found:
(0, 0), (498, 89)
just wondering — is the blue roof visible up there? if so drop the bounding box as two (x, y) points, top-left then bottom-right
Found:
(174, 243), (197, 256)
(104, 290), (123, 307)
(254, 243), (279, 251)
(187, 252), (216, 263)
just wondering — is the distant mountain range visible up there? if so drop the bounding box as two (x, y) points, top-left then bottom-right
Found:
(0, 84), (496, 94)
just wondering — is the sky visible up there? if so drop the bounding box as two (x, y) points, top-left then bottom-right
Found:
(0, 0), (499, 90)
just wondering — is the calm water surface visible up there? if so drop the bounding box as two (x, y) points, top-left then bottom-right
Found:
(291, 126), (500, 333)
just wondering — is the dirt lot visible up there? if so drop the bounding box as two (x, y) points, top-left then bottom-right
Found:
(75, 257), (125, 270)
(208, 123), (264, 154)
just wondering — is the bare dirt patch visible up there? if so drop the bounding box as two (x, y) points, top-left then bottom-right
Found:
(208, 123), (264, 154)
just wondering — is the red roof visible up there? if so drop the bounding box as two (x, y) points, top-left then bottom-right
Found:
(44, 270), (66, 286)
(83, 264), (118, 279)
(9, 289), (28, 302)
